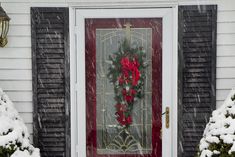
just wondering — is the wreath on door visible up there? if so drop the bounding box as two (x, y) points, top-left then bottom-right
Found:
(107, 39), (147, 128)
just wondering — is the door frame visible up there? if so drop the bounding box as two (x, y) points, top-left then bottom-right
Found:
(70, 7), (178, 157)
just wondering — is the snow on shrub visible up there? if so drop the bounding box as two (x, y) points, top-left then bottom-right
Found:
(197, 89), (235, 157)
(0, 89), (40, 157)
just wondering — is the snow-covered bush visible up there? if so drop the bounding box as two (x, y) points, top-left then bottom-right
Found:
(197, 89), (235, 157)
(0, 89), (40, 157)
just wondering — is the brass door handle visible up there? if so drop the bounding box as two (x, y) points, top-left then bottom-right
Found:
(160, 107), (170, 139)
(165, 107), (170, 129)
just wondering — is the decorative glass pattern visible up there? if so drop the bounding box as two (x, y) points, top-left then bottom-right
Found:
(96, 28), (152, 154)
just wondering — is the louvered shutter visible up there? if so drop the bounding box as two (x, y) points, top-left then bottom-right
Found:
(31, 8), (70, 157)
(178, 5), (217, 157)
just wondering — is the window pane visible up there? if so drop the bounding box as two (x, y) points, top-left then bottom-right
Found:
(96, 28), (153, 154)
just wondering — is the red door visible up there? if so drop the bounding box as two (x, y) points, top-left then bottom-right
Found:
(85, 18), (162, 157)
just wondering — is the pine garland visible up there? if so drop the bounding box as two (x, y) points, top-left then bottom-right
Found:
(107, 40), (147, 128)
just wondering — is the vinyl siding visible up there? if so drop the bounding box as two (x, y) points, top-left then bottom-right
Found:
(1, 2), (33, 141)
(216, 5), (235, 108)
(0, 0), (235, 143)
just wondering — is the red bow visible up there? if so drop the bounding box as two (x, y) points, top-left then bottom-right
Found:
(120, 57), (140, 86)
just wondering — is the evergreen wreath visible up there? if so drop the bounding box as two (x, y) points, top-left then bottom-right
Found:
(107, 40), (147, 128)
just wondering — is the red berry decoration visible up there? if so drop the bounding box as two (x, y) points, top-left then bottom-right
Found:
(107, 40), (147, 128)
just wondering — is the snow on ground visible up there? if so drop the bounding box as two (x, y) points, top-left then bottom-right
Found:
(0, 89), (40, 157)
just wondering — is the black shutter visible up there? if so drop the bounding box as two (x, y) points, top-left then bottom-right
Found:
(178, 5), (217, 157)
(31, 8), (70, 157)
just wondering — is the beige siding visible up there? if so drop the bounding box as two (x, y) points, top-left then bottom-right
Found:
(216, 1), (235, 108)
(1, 2), (33, 141)
(0, 0), (235, 142)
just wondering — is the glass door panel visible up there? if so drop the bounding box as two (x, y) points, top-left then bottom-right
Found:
(96, 28), (153, 154)
(85, 18), (162, 157)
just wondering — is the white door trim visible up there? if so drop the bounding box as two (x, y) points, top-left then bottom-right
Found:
(70, 7), (178, 157)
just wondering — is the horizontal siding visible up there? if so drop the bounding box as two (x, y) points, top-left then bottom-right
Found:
(25, 123), (33, 134)
(216, 2), (235, 108)
(216, 89), (231, 101)
(19, 112), (33, 123)
(0, 48), (31, 58)
(218, 23), (235, 34)
(1, 0), (235, 143)
(0, 81), (32, 90)
(5, 91), (32, 102)
(0, 2), (33, 143)
(1, 3), (30, 14)
(8, 14), (30, 25)
(14, 102), (33, 112)
(217, 45), (235, 56)
(217, 57), (235, 67)
(8, 25), (31, 37)
(217, 79), (235, 90)
(0, 59), (31, 69)
(0, 70), (32, 80)
(7, 36), (31, 48)
(218, 11), (235, 23)
(217, 68), (235, 78)
(217, 34), (235, 45)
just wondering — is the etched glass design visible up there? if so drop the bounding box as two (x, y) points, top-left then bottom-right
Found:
(96, 28), (152, 154)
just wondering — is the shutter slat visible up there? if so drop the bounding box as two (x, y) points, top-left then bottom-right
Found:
(37, 39), (64, 44)
(183, 32), (212, 38)
(36, 34), (64, 39)
(184, 21), (212, 27)
(178, 5), (217, 157)
(37, 53), (65, 59)
(38, 69), (65, 74)
(183, 11), (212, 17)
(37, 64), (64, 69)
(183, 27), (212, 32)
(37, 29), (64, 34)
(37, 49), (65, 54)
(184, 16), (212, 23)
(37, 44), (64, 49)
(37, 59), (64, 64)
(37, 84), (64, 89)
(31, 7), (70, 157)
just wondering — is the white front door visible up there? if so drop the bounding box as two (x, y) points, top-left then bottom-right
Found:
(70, 8), (177, 157)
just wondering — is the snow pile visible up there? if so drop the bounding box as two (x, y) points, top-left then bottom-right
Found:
(0, 89), (40, 157)
(198, 89), (235, 157)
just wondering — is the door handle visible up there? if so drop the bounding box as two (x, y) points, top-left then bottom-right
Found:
(160, 107), (170, 139)
(165, 107), (170, 129)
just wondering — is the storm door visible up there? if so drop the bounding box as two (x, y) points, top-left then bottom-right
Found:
(85, 19), (162, 157)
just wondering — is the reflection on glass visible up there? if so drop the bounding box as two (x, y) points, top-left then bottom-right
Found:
(96, 28), (153, 154)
